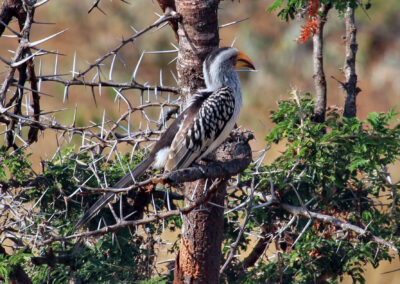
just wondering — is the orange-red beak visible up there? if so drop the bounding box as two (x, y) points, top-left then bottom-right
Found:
(234, 51), (255, 70)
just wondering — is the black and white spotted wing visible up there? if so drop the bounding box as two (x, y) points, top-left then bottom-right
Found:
(165, 86), (235, 170)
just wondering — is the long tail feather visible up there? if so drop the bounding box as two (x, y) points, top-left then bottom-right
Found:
(74, 157), (152, 230)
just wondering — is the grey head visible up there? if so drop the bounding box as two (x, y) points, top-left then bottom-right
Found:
(203, 47), (255, 91)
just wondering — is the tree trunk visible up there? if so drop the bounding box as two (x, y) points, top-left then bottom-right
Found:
(343, 6), (359, 118)
(312, 4), (330, 123)
(173, 0), (223, 283)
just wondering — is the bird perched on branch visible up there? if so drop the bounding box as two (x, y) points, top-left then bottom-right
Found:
(75, 47), (255, 230)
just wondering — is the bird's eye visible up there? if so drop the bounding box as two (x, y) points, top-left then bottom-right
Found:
(231, 56), (237, 64)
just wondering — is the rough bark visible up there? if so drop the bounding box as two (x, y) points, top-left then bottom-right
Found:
(173, 1), (222, 283)
(174, 0), (219, 99)
(343, 6), (360, 118)
(312, 4), (330, 123)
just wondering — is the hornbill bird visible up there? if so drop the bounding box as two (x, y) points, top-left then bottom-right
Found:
(75, 47), (255, 230)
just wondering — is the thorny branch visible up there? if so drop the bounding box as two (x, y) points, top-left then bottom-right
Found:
(37, 75), (179, 94)
(0, 0), (43, 148)
(0, 2), (187, 275)
(79, 131), (252, 195)
(0, 1), (181, 152)
(41, 178), (224, 246)
(280, 203), (398, 253)
(38, 130), (253, 243)
(77, 11), (181, 78)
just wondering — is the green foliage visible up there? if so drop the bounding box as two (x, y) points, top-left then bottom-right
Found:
(0, 250), (32, 282)
(0, 146), (33, 183)
(0, 146), (170, 283)
(225, 94), (400, 283)
(267, 0), (372, 21)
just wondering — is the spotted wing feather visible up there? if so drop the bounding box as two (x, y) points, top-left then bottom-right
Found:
(165, 87), (235, 171)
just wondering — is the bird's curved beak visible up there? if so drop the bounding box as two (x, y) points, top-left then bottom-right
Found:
(234, 51), (255, 70)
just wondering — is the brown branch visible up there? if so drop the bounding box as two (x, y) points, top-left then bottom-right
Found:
(173, 1), (226, 281)
(312, 4), (331, 123)
(27, 58), (40, 143)
(0, 0), (36, 149)
(6, 62), (28, 149)
(0, 0), (24, 37)
(0, 0), (34, 106)
(163, 134), (253, 185)
(156, 0), (178, 41)
(242, 237), (269, 269)
(343, 6), (360, 118)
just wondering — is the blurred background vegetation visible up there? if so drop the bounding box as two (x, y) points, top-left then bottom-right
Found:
(0, 0), (399, 282)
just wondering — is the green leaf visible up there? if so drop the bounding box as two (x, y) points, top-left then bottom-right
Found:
(267, 0), (285, 12)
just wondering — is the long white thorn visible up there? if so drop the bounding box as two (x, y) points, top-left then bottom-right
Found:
(54, 51), (58, 75)
(101, 109), (106, 139)
(219, 17), (249, 29)
(28, 29), (68, 47)
(231, 37), (237, 47)
(109, 53), (116, 80)
(170, 70), (178, 85)
(63, 85), (69, 103)
(132, 51), (145, 81)
(11, 51), (44, 68)
(34, 0), (50, 8)
(71, 51), (77, 78)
